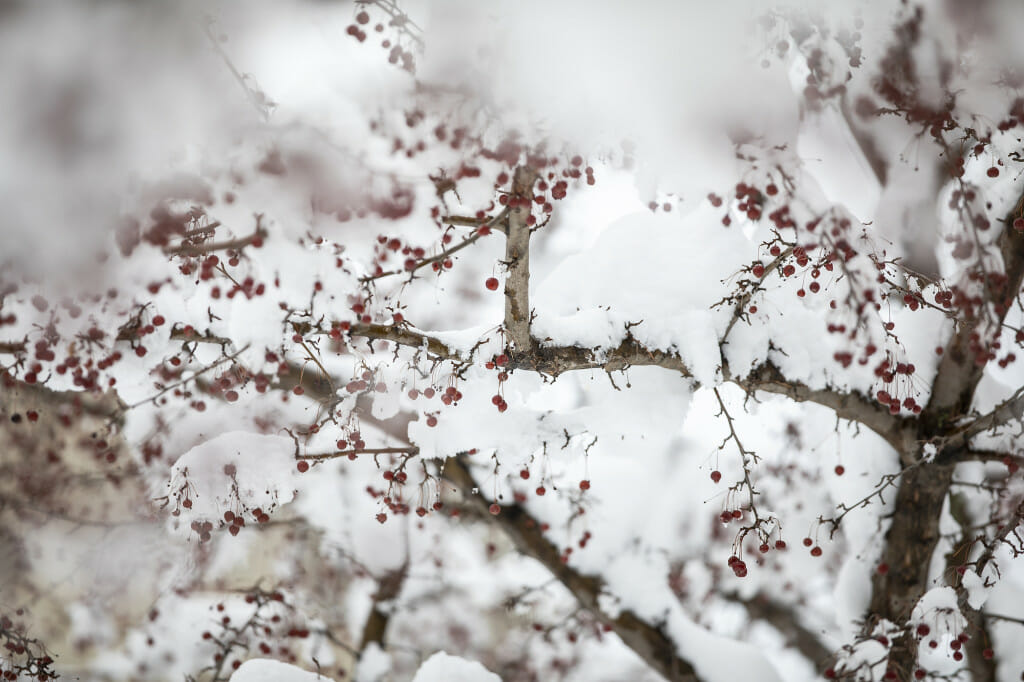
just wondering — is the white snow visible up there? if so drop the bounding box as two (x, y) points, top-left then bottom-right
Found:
(410, 652), (502, 682)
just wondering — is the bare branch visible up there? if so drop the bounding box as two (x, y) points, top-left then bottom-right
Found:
(503, 166), (539, 352)
(947, 492), (998, 682)
(0, 340), (25, 355)
(724, 592), (833, 668)
(442, 454), (702, 682)
(359, 207), (510, 283)
(163, 225), (267, 257)
(863, 185), (1024, 675)
(951, 385), (1024, 448)
(299, 447), (419, 462)
(348, 322), (464, 362)
(342, 319), (910, 452)
(357, 563), (409, 654)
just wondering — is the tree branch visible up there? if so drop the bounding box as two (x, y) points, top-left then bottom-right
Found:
(864, 185), (1024, 676)
(724, 592), (833, 668)
(342, 320), (909, 452)
(357, 563), (409, 654)
(347, 323), (464, 363)
(950, 385), (1024, 448)
(0, 340), (25, 355)
(162, 217), (266, 257)
(503, 166), (538, 352)
(947, 491), (998, 682)
(358, 207), (510, 283)
(442, 454), (702, 682)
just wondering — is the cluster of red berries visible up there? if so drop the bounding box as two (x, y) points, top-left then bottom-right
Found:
(733, 183), (765, 222)
(345, 22), (368, 42)
(727, 555), (748, 577)
(349, 300), (373, 325)
(190, 519), (214, 542)
(801, 537), (824, 556)
(221, 510), (247, 536)
(375, 234), (428, 272)
(873, 360), (921, 414)
(719, 509), (744, 523)
(382, 470), (408, 483)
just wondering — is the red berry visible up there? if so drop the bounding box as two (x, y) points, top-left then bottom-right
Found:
(355, 10), (369, 24)
(426, 416), (438, 427)
(710, 470), (722, 483)
(834, 465), (845, 476)
(293, 386), (304, 395)
(536, 486), (546, 496)
(1015, 217), (1024, 232)
(916, 624), (930, 637)
(810, 546), (823, 556)
(803, 537), (813, 547)
(774, 540), (786, 550)
(519, 469), (530, 479)
(489, 503), (501, 515)
(152, 315), (165, 326)
(987, 166), (1000, 177)
(296, 461), (309, 473)
(579, 479), (590, 490)
(485, 277), (500, 291)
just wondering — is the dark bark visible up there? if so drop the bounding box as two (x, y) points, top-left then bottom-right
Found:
(444, 455), (702, 682)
